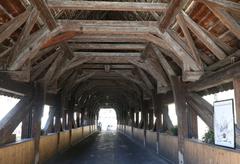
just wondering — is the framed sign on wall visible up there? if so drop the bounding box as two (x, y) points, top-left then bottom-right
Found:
(214, 99), (235, 148)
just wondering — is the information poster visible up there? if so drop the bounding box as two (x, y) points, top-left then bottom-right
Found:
(214, 99), (235, 148)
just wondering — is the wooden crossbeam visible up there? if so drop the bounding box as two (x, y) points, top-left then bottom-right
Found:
(48, 1), (168, 12)
(59, 20), (159, 35)
(69, 43), (146, 51)
(0, 7), (31, 43)
(181, 11), (226, 60)
(187, 60), (240, 91)
(0, 73), (33, 95)
(159, 0), (187, 32)
(0, 95), (33, 145)
(187, 93), (213, 129)
(203, 1), (240, 40)
(69, 35), (146, 43)
(197, 0), (240, 12)
(29, 0), (74, 59)
(74, 52), (142, 57)
(176, 12), (202, 67)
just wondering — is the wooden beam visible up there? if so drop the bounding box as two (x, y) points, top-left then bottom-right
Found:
(43, 107), (55, 134)
(31, 50), (59, 80)
(48, 1), (168, 12)
(159, 0), (187, 32)
(197, 0), (240, 13)
(69, 34), (146, 43)
(9, 28), (52, 70)
(11, 8), (39, 63)
(187, 92), (213, 129)
(74, 52), (142, 57)
(0, 7), (31, 43)
(203, 1), (240, 40)
(69, 43), (146, 51)
(234, 78), (240, 129)
(181, 11), (226, 60)
(29, 0), (73, 59)
(151, 44), (176, 77)
(170, 76), (188, 164)
(176, 12), (202, 67)
(206, 49), (240, 71)
(32, 82), (45, 164)
(0, 95), (33, 145)
(188, 61), (240, 91)
(137, 69), (154, 90)
(0, 73), (33, 95)
(59, 20), (159, 35)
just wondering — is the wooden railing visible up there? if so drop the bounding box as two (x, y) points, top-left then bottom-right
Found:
(118, 125), (240, 164)
(0, 125), (97, 164)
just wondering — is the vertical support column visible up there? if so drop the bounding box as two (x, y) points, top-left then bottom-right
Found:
(136, 112), (139, 128)
(76, 112), (80, 127)
(162, 105), (169, 131)
(55, 94), (61, 133)
(170, 76), (188, 164)
(143, 100), (148, 147)
(32, 82), (45, 164)
(21, 111), (32, 139)
(62, 110), (67, 130)
(233, 78), (240, 146)
(188, 107), (198, 138)
(149, 109), (153, 130)
(130, 108), (134, 135)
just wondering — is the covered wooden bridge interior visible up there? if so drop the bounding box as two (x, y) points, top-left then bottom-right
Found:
(0, 0), (240, 163)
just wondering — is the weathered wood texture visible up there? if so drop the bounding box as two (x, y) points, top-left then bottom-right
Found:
(39, 134), (58, 162)
(0, 96), (33, 145)
(0, 125), (96, 164)
(185, 139), (240, 164)
(0, 140), (34, 164)
(48, 1), (168, 12)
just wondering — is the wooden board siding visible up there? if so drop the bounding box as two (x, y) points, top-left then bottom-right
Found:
(59, 131), (70, 152)
(158, 134), (178, 163)
(39, 134), (58, 162)
(0, 140), (34, 164)
(71, 127), (83, 145)
(185, 139), (240, 164)
(146, 130), (157, 150)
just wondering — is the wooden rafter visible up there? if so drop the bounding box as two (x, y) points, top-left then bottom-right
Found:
(181, 11), (227, 60)
(29, 0), (74, 59)
(48, 1), (168, 12)
(203, 1), (240, 40)
(159, 0), (187, 32)
(0, 7), (31, 43)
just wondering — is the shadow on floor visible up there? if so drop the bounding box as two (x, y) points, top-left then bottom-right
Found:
(46, 131), (168, 164)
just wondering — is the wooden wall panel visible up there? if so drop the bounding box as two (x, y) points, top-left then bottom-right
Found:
(59, 131), (70, 152)
(158, 134), (178, 163)
(146, 130), (157, 150)
(83, 126), (90, 137)
(0, 140), (34, 164)
(185, 139), (240, 164)
(133, 127), (144, 143)
(39, 134), (58, 162)
(71, 127), (83, 145)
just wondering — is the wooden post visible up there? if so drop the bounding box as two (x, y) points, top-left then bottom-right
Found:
(21, 111), (32, 139)
(170, 76), (188, 164)
(188, 106), (198, 138)
(136, 112), (139, 127)
(149, 109), (154, 130)
(143, 100), (148, 147)
(32, 82), (45, 164)
(55, 94), (61, 132)
(233, 78), (240, 146)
